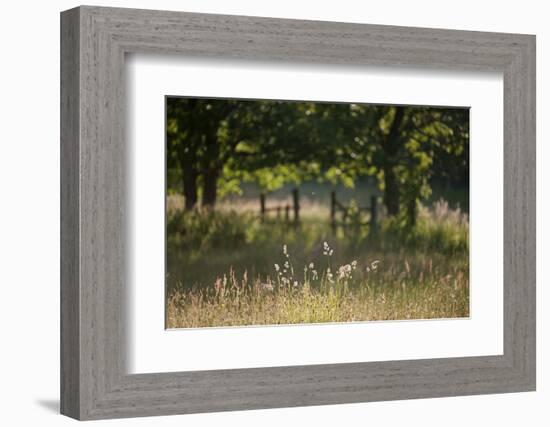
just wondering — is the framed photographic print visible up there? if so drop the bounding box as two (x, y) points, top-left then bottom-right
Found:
(61, 5), (536, 420)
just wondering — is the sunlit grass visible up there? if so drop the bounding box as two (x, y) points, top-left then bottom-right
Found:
(166, 259), (469, 328)
(165, 196), (469, 328)
(166, 239), (469, 328)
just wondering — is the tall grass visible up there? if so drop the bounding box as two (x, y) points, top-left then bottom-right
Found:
(167, 243), (468, 328)
(166, 196), (469, 328)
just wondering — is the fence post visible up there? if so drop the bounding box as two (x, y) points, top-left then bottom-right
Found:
(260, 193), (266, 221)
(285, 204), (290, 222)
(292, 188), (300, 224)
(370, 195), (378, 233)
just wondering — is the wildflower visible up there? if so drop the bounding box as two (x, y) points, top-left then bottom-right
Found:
(366, 260), (380, 273)
(284, 261), (290, 269)
(309, 262), (314, 269)
(261, 282), (274, 292)
(351, 260), (358, 270)
(274, 263), (280, 272)
(337, 264), (352, 280)
(283, 244), (288, 257)
(293, 281), (299, 288)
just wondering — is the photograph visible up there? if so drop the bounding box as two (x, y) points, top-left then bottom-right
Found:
(165, 97), (470, 329)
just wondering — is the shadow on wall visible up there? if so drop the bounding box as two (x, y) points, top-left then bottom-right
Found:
(35, 399), (59, 414)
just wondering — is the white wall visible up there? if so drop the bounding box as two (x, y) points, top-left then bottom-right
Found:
(0, 0), (547, 425)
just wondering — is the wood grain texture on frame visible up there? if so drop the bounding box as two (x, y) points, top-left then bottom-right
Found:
(60, 5), (536, 420)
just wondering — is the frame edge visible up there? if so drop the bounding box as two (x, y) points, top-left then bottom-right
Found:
(60, 6), (81, 420)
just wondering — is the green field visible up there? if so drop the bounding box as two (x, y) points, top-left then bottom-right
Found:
(166, 191), (469, 328)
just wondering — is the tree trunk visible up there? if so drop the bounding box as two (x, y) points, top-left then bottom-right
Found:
(201, 131), (221, 208)
(182, 166), (198, 211)
(381, 107), (405, 216)
(202, 167), (219, 208)
(176, 143), (199, 211)
(383, 164), (400, 216)
(406, 197), (417, 227)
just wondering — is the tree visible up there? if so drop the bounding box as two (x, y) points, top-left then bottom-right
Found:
(168, 98), (326, 207)
(167, 98), (469, 226)
(167, 99), (199, 210)
(303, 103), (469, 225)
(167, 98), (245, 209)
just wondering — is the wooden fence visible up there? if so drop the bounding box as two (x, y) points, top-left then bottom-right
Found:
(260, 188), (300, 224)
(330, 191), (378, 233)
(259, 188), (378, 233)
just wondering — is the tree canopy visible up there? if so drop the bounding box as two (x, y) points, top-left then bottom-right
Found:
(166, 97), (469, 225)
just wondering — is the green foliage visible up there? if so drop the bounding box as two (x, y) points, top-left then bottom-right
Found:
(166, 197), (469, 295)
(382, 213), (468, 255)
(166, 97), (469, 225)
(167, 209), (251, 253)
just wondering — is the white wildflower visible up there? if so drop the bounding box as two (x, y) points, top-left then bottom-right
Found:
(337, 264), (352, 280)
(366, 260), (381, 273)
(309, 262), (314, 269)
(326, 268), (334, 283)
(261, 282), (274, 292)
(274, 263), (280, 272)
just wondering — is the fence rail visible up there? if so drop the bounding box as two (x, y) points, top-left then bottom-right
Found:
(330, 191), (378, 233)
(259, 189), (378, 233)
(260, 189), (300, 224)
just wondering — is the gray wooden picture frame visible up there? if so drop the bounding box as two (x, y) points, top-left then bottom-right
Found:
(60, 5), (536, 421)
